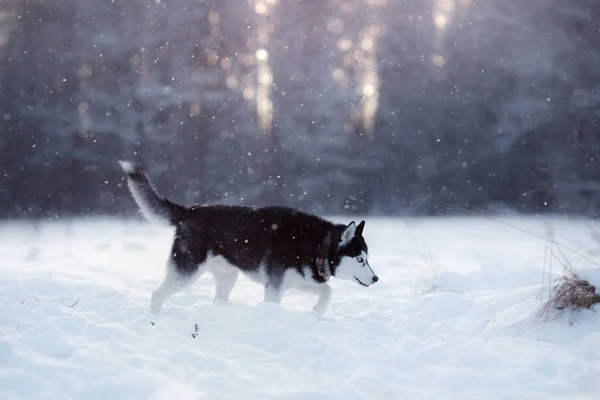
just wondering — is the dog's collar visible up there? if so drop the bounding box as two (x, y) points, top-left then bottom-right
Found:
(316, 256), (332, 280)
(316, 231), (338, 281)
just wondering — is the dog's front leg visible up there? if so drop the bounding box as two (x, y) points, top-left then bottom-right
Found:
(264, 284), (282, 304)
(312, 284), (332, 315)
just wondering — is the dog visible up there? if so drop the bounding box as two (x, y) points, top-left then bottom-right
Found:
(119, 160), (378, 314)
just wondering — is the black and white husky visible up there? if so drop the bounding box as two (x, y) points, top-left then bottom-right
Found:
(119, 161), (378, 315)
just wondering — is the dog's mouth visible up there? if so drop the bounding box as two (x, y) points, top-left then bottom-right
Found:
(354, 277), (369, 287)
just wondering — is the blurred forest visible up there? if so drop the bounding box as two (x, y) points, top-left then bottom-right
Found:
(0, 0), (599, 219)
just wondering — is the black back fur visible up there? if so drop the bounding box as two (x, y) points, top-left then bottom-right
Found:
(175, 205), (367, 285)
(120, 161), (368, 288)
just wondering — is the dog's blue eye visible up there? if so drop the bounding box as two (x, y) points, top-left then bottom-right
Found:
(357, 257), (363, 263)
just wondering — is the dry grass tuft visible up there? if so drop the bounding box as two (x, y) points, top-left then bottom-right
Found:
(539, 268), (600, 323)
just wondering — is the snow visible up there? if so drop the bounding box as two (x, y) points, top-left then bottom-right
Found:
(1, 215), (600, 399)
(575, 268), (600, 290)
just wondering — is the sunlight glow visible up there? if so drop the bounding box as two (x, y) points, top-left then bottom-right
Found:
(332, 2), (383, 139)
(362, 83), (375, 97)
(332, 68), (348, 87)
(337, 39), (352, 52)
(431, 54), (445, 68)
(433, 0), (455, 34)
(361, 38), (374, 52)
(189, 103), (201, 117)
(208, 12), (220, 25)
(434, 14), (448, 30)
(0, 11), (14, 48)
(243, 87), (255, 101)
(254, 3), (267, 15)
(206, 49), (219, 66)
(226, 76), (239, 90)
(251, 0), (276, 133)
(432, 0), (458, 71)
(258, 70), (272, 85)
(355, 22), (381, 138)
(255, 48), (268, 61)
(220, 58), (231, 70)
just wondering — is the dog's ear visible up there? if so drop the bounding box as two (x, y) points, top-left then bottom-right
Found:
(340, 221), (356, 247)
(356, 220), (365, 236)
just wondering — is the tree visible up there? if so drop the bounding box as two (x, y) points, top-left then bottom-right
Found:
(0, 0), (83, 217)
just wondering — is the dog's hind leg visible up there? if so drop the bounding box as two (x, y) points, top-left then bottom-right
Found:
(151, 258), (206, 313)
(212, 268), (239, 302)
(264, 284), (283, 304)
(151, 229), (209, 313)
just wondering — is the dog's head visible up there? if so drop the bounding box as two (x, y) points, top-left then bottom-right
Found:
(332, 220), (378, 287)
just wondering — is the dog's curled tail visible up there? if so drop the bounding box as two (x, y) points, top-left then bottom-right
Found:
(119, 161), (187, 226)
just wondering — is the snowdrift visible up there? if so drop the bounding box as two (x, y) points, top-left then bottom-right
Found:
(1, 216), (599, 399)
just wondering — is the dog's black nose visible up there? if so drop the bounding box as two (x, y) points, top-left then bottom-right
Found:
(372, 276), (379, 283)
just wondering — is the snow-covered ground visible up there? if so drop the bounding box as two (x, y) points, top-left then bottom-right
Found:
(1, 215), (600, 400)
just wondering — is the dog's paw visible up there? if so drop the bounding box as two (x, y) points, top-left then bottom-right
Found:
(150, 305), (161, 314)
(212, 298), (231, 306)
(150, 295), (163, 314)
(312, 304), (328, 316)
